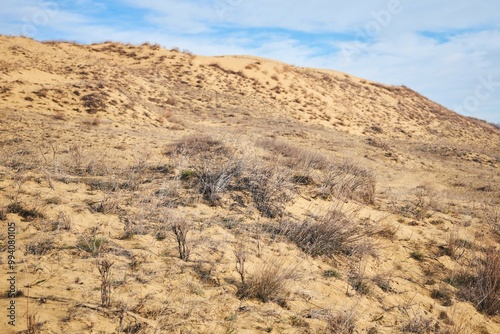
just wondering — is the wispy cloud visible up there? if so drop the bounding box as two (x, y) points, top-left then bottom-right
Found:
(1, 0), (498, 122)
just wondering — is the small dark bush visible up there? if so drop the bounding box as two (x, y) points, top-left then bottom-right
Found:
(81, 92), (107, 113)
(7, 202), (44, 221)
(323, 269), (341, 278)
(25, 237), (54, 255)
(410, 250), (424, 261)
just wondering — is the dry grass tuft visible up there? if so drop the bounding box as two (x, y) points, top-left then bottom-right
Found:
(318, 161), (376, 204)
(278, 206), (373, 258)
(237, 257), (299, 304)
(325, 308), (357, 334)
(450, 248), (500, 315)
(245, 161), (295, 218)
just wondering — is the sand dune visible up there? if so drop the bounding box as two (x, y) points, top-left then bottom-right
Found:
(0, 35), (498, 333)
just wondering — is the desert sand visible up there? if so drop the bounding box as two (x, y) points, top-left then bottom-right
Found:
(0, 35), (498, 333)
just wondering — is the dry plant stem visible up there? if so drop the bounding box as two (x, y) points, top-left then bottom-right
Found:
(97, 259), (114, 307)
(234, 244), (248, 285)
(172, 221), (191, 261)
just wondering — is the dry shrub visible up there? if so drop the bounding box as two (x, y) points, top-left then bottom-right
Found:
(400, 312), (438, 333)
(194, 155), (245, 206)
(172, 219), (191, 261)
(318, 161), (376, 204)
(171, 135), (244, 205)
(245, 161), (295, 218)
(454, 248), (500, 315)
(325, 309), (357, 334)
(25, 236), (54, 255)
(166, 134), (229, 158)
(81, 92), (107, 113)
(278, 205), (373, 258)
(237, 257), (299, 304)
(257, 138), (301, 158)
(96, 258), (114, 307)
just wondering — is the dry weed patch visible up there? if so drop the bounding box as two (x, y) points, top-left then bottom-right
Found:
(278, 205), (375, 258)
(237, 257), (299, 305)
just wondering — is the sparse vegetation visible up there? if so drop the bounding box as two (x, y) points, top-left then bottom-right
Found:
(77, 232), (108, 257)
(454, 248), (500, 315)
(325, 309), (357, 334)
(278, 206), (373, 258)
(81, 92), (107, 113)
(318, 161), (376, 204)
(0, 36), (498, 333)
(237, 258), (299, 304)
(7, 202), (44, 221)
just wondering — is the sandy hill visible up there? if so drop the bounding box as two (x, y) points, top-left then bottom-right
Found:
(0, 35), (499, 333)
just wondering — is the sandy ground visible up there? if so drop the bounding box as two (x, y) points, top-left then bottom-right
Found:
(0, 35), (499, 333)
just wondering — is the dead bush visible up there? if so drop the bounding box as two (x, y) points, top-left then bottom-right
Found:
(448, 249), (500, 315)
(82, 92), (107, 113)
(455, 248), (500, 315)
(318, 161), (376, 204)
(96, 258), (114, 307)
(237, 257), (299, 304)
(194, 155), (244, 206)
(400, 312), (438, 333)
(166, 134), (229, 158)
(172, 220), (191, 261)
(245, 162), (295, 218)
(25, 237), (54, 256)
(325, 309), (357, 334)
(278, 206), (373, 258)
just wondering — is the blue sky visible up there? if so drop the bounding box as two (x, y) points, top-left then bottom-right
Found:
(1, 0), (499, 123)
